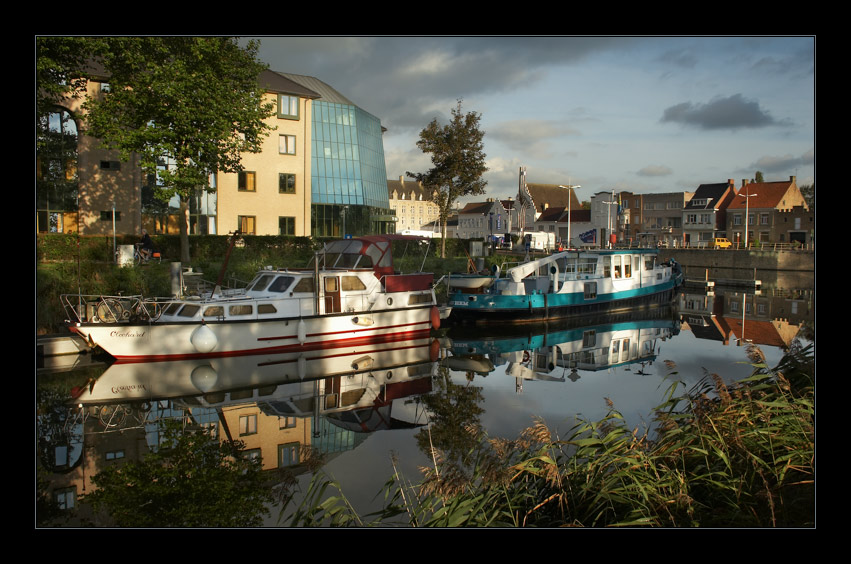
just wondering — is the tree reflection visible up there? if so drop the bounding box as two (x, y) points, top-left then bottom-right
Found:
(414, 366), (485, 465)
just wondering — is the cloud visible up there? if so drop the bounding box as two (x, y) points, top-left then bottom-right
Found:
(743, 149), (814, 175)
(488, 119), (581, 158)
(637, 165), (673, 177)
(660, 94), (792, 130)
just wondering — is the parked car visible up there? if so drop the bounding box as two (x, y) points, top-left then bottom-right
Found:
(711, 237), (732, 249)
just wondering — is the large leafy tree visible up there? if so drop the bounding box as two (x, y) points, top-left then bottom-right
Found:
(78, 37), (275, 262)
(408, 100), (487, 258)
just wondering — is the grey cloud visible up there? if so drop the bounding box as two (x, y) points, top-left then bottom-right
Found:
(744, 149), (814, 174)
(660, 94), (791, 130)
(251, 36), (637, 131)
(637, 165), (673, 177)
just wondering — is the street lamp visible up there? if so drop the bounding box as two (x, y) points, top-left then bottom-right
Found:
(558, 184), (581, 248)
(738, 188), (757, 248)
(602, 189), (617, 248)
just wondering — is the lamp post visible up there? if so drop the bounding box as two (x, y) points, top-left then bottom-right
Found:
(602, 189), (617, 248)
(738, 188), (757, 248)
(558, 184), (581, 248)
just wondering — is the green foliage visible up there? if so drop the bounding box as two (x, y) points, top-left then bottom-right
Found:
(82, 37), (274, 200)
(407, 100), (488, 257)
(83, 420), (274, 527)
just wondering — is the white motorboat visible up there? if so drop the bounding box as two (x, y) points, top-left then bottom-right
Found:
(62, 235), (441, 363)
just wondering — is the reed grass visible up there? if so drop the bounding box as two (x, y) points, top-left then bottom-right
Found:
(277, 342), (814, 527)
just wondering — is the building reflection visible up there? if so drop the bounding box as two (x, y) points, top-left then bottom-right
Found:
(37, 338), (439, 524)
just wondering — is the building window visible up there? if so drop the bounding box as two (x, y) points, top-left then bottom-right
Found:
(238, 171), (256, 192)
(279, 173), (296, 194)
(279, 416), (296, 429)
(238, 215), (256, 235)
(279, 442), (300, 467)
(105, 450), (125, 461)
(733, 214), (742, 226)
(239, 414), (258, 436)
(279, 134), (296, 155)
(100, 211), (121, 221)
(54, 487), (76, 510)
(100, 160), (121, 170)
(278, 95), (300, 120)
(279, 216), (295, 235)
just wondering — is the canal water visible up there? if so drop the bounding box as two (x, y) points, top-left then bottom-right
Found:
(37, 282), (814, 527)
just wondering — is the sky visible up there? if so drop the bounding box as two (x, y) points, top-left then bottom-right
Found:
(249, 36), (815, 204)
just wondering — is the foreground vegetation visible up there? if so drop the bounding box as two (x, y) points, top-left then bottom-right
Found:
(277, 342), (814, 527)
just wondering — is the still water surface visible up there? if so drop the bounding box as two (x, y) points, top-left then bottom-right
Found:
(37, 284), (813, 526)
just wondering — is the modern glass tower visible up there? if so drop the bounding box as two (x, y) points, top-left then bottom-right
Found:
(282, 73), (395, 238)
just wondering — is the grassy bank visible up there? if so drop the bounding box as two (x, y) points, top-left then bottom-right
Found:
(36, 233), (497, 334)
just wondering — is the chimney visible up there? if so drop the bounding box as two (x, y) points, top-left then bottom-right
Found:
(790, 175), (796, 184)
(728, 179), (734, 186)
(742, 179), (748, 187)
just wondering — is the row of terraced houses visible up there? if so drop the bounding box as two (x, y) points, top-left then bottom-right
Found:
(37, 70), (813, 249)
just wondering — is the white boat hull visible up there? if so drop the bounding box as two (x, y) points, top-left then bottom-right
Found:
(71, 306), (437, 363)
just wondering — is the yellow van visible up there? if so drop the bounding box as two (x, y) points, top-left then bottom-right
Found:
(711, 237), (732, 249)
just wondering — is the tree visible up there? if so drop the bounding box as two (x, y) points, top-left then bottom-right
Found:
(407, 100), (487, 258)
(81, 37), (275, 263)
(84, 421), (274, 527)
(754, 171), (764, 183)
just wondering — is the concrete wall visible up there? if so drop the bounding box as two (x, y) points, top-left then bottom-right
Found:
(660, 249), (814, 272)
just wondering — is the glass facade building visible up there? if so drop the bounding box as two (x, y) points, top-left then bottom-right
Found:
(310, 100), (395, 237)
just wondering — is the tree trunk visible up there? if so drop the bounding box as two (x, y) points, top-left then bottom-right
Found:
(440, 218), (448, 258)
(179, 197), (191, 264)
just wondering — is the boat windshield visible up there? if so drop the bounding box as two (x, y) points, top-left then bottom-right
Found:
(318, 240), (374, 270)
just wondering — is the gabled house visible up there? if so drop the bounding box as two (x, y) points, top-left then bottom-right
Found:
(682, 179), (737, 246)
(388, 176), (440, 233)
(456, 199), (508, 239)
(725, 176), (811, 247)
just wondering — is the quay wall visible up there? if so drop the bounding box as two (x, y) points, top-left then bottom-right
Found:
(659, 249), (814, 272)
(660, 249), (815, 289)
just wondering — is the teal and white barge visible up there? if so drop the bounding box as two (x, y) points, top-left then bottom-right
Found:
(447, 249), (683, 325)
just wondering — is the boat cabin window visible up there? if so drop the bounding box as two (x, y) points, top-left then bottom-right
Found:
(268, 276), (295, 293)
(633, 256), (640, 276)
(341, 275), (366, 291)
(163, 302), (182, 316)
(408, 293), (432, 305)
(229, 305), (253, 316)
(177, 304), (200, 318)
(577, 258), (596, 276)
(248, 274), (275, 292)
(203, 306), (224, 317)
(292, 277), (314, 293)
(624, 258), (632, 278)
(612, 256), (622, 279)
(643, 255), (655, 270)
(584, 282), (597, 299)
(258, 304), (277, 314)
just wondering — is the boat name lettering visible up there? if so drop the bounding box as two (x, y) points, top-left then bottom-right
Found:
(112, 384), (148, 394)
(109, 329), (147, 338)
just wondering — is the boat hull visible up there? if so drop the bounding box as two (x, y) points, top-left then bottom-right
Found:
(448, 280), (681, 326)
(70, 305), (437, 363)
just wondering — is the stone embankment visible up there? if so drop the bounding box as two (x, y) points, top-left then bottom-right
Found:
(660, 248), (814, 288)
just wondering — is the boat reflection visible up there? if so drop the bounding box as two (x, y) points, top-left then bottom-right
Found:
(442, 307), (681, 386)
(56, 338), (439, 479)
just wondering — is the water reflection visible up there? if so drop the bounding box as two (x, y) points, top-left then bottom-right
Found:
(442, 307), (680, 387)
(37, 284), (813, 526)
